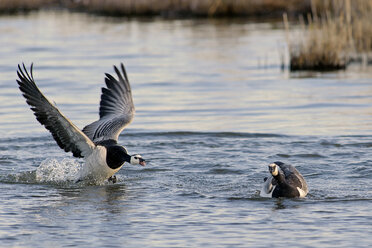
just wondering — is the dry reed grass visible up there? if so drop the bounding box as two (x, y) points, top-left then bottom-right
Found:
(287, 0), (372, 71)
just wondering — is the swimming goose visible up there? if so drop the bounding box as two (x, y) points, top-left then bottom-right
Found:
(260, 161), (308, 198)
(16, 63), (145, 183)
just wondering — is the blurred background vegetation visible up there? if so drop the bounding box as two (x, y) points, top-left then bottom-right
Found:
(1, 0), (371, 71)
(0, 0), (310, 17)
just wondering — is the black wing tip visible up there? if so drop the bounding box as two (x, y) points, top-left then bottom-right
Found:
(17, 62), (35, 83)
(120, 63), (128, 81)
(112, 62), (128, 81)
(113, 63), (125, 72)
(105, 63), (128, 77)
(17, 62), (33, 72)
(104, 73), (114, 80)
(104, 63), (131, 92)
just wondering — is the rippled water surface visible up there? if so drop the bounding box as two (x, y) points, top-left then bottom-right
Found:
(0, 11), (371, 247)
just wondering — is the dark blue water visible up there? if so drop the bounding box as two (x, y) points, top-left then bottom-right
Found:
(0, 11), (371, 247)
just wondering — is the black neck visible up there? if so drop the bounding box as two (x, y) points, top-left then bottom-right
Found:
(272, 170), (286, 185)
(105, 145), (131, 169)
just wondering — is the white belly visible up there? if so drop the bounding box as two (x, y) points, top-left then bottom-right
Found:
(79, 146), (123, 182)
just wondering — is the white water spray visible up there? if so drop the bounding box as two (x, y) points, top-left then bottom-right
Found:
(35, 158), (82, 183)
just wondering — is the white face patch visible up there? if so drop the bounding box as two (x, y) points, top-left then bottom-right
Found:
(269, 163), (279, 176)
(130, 154), (142, 165)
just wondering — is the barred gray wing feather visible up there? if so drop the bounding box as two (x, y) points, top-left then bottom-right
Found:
(278, 163), (297, 177)
(82, 63), (135, 142)
(17, 63), (96, 158)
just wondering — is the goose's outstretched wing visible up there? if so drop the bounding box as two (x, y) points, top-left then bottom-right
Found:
(16, 63), (96, 158)
(82, 63), (135, 142)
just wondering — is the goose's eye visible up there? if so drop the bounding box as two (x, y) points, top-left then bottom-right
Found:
(134, 157), (138, 159)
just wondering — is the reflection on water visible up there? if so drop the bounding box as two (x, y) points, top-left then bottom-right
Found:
(56, 184), (130, 215)
(0, 11), (371, 137)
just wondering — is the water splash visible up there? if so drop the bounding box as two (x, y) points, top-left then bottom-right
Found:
(35, 158), (82, 183)
(1, 158), (116, 186)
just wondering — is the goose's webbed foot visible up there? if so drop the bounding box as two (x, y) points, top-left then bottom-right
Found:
(108, 175), (117, 184)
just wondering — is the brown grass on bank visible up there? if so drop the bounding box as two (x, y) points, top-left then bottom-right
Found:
(0, 0), (311, 17)
(0, 0), (56, 13)
(287, 0), (372, 71)
(60, 0), (310, 17)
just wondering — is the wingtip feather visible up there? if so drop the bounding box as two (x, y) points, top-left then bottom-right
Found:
(120, 63), (128, 81)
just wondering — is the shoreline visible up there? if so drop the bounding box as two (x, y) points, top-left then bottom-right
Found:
(0, 0), (311, 18)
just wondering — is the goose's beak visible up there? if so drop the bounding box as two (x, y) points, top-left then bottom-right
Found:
(139, 158), (146, 166)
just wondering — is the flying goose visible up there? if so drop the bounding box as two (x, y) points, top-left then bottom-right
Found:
(16, 63), (145, 183)
(260, 161), (308, 198)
